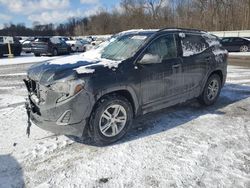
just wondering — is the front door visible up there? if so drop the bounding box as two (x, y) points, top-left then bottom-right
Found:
(137, 34), (183, 110)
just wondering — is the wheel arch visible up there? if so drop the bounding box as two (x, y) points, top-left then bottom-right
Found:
(208, 69), (223, 84)
(93, 87), (140, 117)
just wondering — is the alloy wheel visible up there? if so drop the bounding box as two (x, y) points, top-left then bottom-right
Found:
(240, 45), (248, 52)
(207, 79), (219, 101)
(99, 104), (127, 137)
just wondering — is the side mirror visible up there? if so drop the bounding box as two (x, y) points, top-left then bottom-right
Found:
(138, 54), (161, 64)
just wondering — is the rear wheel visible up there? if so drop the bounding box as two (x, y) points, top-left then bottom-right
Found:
(240, 45), (249, 52)
(89, 95), (133, 146)
(199, 74), (222, 106)
(34, 53), (40, 57)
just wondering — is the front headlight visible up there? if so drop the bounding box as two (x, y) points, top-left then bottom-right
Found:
(50, 79), (85, 102)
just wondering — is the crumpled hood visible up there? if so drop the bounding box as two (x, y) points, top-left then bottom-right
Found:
(27, 55), (101, 85)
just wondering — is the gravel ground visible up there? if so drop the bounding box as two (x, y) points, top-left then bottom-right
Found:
(0, 55), (249, 188)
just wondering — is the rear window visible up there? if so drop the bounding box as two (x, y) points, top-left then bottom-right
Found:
(181, 34), (209, 57)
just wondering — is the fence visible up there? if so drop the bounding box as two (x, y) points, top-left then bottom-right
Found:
(210, 30), (250, 38)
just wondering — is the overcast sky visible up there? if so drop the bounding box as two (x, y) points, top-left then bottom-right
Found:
(0, 0), (120, 28)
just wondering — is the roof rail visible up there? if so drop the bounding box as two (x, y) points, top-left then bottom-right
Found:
(157, 27), (207, 33)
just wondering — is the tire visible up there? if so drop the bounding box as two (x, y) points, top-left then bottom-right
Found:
(89, 95), (133, 146)
(199, 74), (222, 106)
(52, 48), (58, 56)
(34, 53), (40, 57)
(240, 45), (249, 52)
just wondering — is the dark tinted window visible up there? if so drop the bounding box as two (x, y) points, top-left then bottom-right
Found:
(145, 34), (177, 61)
(0, 37), (3, 43)
(233, 38), (245, 42)
(221, 38), (232, 42)
(181, 34), (209, 56)
(35, 38), (50, 42)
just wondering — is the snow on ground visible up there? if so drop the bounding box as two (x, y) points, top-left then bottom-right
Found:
(0, 53), (73, 66)
(229, 52), (250, 56)
(0, 62), (250, 187)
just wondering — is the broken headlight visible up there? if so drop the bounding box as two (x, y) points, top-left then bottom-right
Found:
(50, 80), (84, 102)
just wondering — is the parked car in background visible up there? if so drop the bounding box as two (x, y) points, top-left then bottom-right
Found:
(24, 28), (228, 145)
(31, 37), (71, 56)
(220, 37), (250, 52)
(22, 38), (36, 53)
(66, 39), (88, 52)
(0, 36), (22, 57)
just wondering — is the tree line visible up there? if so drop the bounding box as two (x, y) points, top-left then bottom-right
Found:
(1, 0), (250, 37)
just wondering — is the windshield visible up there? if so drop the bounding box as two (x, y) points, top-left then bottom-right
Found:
(101, 35), (149, 61)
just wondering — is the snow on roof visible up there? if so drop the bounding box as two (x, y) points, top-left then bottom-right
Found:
(117, 29), (159, 36)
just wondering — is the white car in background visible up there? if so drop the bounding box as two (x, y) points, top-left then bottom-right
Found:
(66, 40), (88, 52)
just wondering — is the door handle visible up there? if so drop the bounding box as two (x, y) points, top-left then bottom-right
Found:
(172, 64), (181, 68)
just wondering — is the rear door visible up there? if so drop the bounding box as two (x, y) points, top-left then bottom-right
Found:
(221, 37), (234, 51)
(179, 33), (210, 97)
(137, 34), (183, 109)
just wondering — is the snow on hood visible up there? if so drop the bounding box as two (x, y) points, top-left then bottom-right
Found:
(47, 44), (121, 75)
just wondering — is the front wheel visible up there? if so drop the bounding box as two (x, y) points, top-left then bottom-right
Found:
(199, 74), (222, 106)
(89, 95), (133, 146)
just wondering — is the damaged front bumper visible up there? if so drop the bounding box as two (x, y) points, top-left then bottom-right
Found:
(24, 79), (93, 137)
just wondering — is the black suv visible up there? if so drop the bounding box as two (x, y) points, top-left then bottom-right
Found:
(31, 37), (71, 56)
(220, 37), (250, 52)
(0, 36), (22, 57)
(24, 28), (228, 145)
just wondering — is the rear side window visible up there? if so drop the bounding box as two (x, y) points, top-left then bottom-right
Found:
(0, 37), (3, 43)
(233, 38), (245, 42)
(145, 34), (177, 61)
(221, 38), (231, 42)
(181, 34), (209, 57)
(35, 38), (49, 42)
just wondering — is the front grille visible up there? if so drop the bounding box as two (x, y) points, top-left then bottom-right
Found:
(23, 79), (46, 103)
(24, 79), (37, 93)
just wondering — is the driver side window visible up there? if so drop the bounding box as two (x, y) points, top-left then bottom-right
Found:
(145, 34), (177, 63)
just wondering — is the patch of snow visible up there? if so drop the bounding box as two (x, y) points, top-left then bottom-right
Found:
(0, 54), (66, 66)
(49, 43), (122, 74)
(0, 73), (27, 77)
(229, 52), (250, 56)
(74, 66), (95, 74)
(179, 32), (185, 38)
(202, 33), (221, 47)
(182, 40), (207, 57)
(48, 54), (95, 65)
(212, 48), (228, 63)
(117, 29), (158, 36)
